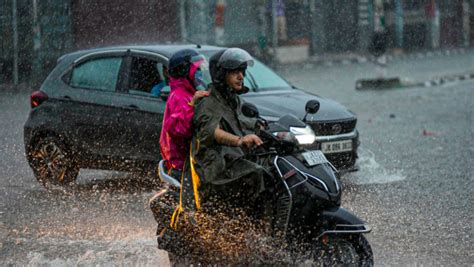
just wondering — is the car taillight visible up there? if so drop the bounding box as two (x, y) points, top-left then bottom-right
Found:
(30, 91), (48, 108)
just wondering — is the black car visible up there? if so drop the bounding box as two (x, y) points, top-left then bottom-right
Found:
(24, 44), (359, 187)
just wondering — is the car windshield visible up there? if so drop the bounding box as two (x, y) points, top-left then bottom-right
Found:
(201, 51), (291, 91)
(244, 60), (291, 91)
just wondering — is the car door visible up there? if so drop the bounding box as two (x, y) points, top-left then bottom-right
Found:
(114, 51), (168, 162)
(60, 50), (130, 158)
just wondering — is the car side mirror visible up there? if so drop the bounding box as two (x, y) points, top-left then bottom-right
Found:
(241, 102), (259, 118)
(305, 100), (320, 114)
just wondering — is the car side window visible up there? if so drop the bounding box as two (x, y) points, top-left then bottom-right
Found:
(128, 57), (166, 98)
(70, 57), (122, 91)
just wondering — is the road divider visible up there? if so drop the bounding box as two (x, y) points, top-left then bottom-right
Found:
(355, 77), (402, 90)
(356, 72), (474, 90)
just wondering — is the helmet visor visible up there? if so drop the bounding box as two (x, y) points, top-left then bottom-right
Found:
(217, 48), (254, 70)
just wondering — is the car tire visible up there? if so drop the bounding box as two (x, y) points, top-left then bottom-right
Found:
(29, 135), (79, 188)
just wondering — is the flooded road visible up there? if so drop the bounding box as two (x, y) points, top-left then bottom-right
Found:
(1, 171), (170, 266)
(0, 91), (169, 266)
(1, 52), (473, 265)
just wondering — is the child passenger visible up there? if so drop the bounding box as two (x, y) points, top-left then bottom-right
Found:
(159, 49), (211, 172)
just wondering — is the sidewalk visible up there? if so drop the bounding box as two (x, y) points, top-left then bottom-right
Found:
(310, 47), (474, 71)
(277, 46), (473, 67)
(276, 47), (474, 91)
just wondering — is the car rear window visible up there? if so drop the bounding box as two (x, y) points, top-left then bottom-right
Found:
(70, 57), (122, 91)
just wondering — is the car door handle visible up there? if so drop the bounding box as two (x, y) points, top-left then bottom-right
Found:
(127, 105), (139, 109)
(62, 95), (71, 100)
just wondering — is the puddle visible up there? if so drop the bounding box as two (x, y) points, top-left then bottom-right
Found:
(3, 238), (170, 267)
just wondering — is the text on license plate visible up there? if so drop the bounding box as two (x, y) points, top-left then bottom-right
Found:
(321, 140), (353, 154)
(302, 150), (328, 166)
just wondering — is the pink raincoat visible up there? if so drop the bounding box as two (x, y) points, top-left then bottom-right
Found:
(160, 63), (201, 170)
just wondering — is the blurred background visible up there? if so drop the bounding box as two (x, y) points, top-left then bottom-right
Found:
(1, 0), (473, 85)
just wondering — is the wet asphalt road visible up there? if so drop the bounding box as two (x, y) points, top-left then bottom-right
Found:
(0, 52), (473, 265)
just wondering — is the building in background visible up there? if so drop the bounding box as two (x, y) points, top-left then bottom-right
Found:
(470, 0), (474, 45)
(1, 0), (178, 84)
(72, 1), (178, 49)
(438, 0), (464, 47)
(1, 0), (36, 83)
(1, 0), (472, 84)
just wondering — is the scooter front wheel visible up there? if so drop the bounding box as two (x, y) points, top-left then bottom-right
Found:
(313, 234), (373, 266)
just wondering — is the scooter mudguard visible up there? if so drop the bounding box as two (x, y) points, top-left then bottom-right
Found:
(316, 207), (371, 239)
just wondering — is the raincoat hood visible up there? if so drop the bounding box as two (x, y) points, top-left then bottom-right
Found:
(168, 60), (202, 95)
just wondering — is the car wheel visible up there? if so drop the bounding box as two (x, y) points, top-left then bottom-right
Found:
(29, 135), (79, 188)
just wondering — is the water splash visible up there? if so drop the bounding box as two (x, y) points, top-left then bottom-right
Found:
(164, 207), (293, 265)
(346, 148), (405, 185)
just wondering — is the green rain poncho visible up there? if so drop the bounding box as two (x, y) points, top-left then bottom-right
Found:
(191, 84), (268, 207)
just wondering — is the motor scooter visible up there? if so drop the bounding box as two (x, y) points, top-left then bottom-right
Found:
(150, 100), (373, 265)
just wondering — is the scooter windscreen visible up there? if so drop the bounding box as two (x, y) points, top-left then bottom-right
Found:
(268, 114), (317, 146)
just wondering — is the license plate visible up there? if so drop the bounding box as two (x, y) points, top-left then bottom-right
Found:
(302, 150), (328, 166)
(321, 140), (353, 154)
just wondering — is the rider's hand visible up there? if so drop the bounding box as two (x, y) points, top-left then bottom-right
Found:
(190, 91), (210, 106)
(240, 134), (263, 148)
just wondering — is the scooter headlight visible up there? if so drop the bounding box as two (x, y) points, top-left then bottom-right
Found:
(290, 125), (316, 145)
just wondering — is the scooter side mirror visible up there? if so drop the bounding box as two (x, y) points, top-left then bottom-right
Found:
(305, 100), (320, 114)
(241, 102), (260, 118)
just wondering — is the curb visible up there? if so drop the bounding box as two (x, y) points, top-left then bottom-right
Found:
(419, 72), (474, 88)
(355, 77), (402, 90)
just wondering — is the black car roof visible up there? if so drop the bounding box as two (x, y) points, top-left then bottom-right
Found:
(59, 44), (225, 63)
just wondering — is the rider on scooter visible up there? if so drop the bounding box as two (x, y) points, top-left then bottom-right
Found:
(191, 48), (270, 212)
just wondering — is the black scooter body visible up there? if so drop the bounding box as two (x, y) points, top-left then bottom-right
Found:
(249, 113), (371, 243)
(271, 154), (369, 241)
